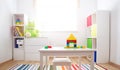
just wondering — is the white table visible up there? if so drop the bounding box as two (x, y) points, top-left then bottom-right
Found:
(39, 47), (96, 70)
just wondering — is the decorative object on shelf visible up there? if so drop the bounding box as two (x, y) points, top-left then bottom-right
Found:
(13, 26), (24, 37)
(91, 24), (97, 38)
(16, 18), (22, 25)
(25, 32), (31, 37)
(65, 33), (77, 48)
(87, 15), (92, 27)
(25, 20), (39, 37)
(81, 45), (87, 49)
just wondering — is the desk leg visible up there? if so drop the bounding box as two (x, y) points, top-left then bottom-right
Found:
(40, 54), (43, 70)
(45, 56), (48, 70)
(90, 52), (94, 70)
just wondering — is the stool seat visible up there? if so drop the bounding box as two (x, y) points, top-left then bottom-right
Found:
(53, 58), (71, 63)
(52, 57), (72, 70)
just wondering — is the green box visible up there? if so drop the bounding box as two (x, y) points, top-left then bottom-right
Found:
(87, 38), (92, 49)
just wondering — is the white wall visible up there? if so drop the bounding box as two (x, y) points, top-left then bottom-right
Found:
(97, 0), (119, 10)
(17, 0), (35, 18)
(97, 0), (120, 65)
(111, 2), (120, 65)
(17, 0), (97, 46)
(0, 0), (16, 63)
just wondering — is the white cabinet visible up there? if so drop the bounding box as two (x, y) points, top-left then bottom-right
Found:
(12, 14), (49, 61)
(25, 37), (48, 61)
(96, 11), (109, 63)
(87, 11), (110, 63)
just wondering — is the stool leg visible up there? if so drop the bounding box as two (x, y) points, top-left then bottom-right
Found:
(68, 65), (71, 70)
(78, 56), (81, 70)
(53, 65), (56, 70)
(45, 56), (47, 70)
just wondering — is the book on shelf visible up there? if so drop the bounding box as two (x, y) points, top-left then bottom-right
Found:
(15, 38), (24, 48)
(13, 26), (24, 37)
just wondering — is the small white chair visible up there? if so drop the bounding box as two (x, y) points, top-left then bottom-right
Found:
(52, 57), (72, 70)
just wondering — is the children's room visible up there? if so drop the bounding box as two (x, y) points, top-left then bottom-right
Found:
(0, 0), (120, 70)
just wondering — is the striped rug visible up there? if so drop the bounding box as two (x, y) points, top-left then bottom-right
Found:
(9, 64), (107, 70)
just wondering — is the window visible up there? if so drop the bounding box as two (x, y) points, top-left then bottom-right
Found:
(35, 0), (79, 31)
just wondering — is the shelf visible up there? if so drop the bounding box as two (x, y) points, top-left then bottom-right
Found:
(14, 25), (24, 26)
(14, 47), (24, 50)
(87, 37), (96, 38)
(13, 36), (24, 38)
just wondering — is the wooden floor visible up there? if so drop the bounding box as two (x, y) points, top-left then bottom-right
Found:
(0, 57), (120, 70)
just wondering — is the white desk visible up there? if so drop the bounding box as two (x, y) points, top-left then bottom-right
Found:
(39, 47), (96, 70)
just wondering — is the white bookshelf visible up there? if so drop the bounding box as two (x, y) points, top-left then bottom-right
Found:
(12, 14), (27, 60)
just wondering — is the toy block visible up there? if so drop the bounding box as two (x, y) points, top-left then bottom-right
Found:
(67, 34), (76, 40)
(66, 33), (77, 48)
(67, 40), (76, 43)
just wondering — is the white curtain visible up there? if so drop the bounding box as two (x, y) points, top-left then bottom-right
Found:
(35, 0), (79, 31)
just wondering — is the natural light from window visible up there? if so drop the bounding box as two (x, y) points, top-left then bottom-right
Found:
(35, 0), (78, 31)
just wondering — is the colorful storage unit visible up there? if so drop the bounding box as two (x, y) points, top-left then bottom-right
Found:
(87, 13), (97, 62)
(86, 11), (110, 63)
(66, 34), (77, 48)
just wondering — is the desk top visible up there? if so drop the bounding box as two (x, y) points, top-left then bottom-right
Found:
(39, 47), (96, 52)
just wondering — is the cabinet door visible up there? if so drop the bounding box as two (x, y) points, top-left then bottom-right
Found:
(25, 37), (48, 46)
(13, 48), (24, 60)
(25, 37), (48, 61)
(25, 48), (40, 61)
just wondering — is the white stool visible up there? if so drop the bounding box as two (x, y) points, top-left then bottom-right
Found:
(52, 57), (72, 70)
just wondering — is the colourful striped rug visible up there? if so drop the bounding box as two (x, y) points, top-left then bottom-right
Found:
(9, 64), (107, 70)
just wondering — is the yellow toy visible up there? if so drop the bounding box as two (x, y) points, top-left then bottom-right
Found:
(66, 34), (77, 48)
